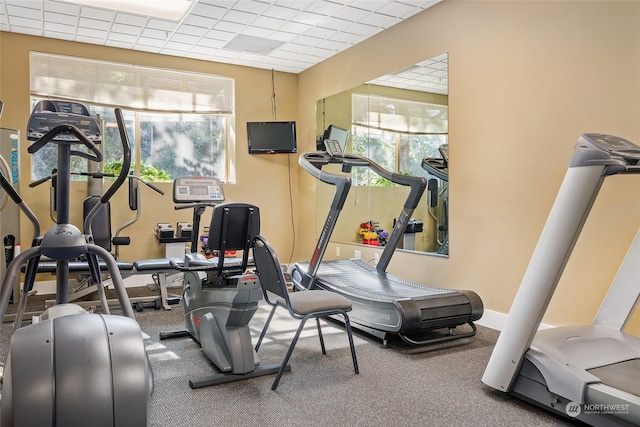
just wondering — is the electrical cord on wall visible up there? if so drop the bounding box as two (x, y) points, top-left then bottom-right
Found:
(270, 69), (296, 265)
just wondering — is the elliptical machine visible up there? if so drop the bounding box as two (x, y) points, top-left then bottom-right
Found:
(160, 176), (283, 388)
(0, 101), (152, 426)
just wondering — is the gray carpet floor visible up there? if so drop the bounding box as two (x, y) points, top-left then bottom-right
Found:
(2, 292), (576, 427)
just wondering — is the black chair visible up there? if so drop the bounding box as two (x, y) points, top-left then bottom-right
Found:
(251, 235), (359, 390)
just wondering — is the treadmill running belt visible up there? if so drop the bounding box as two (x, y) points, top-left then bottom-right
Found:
(588, 359), (640, 398)
(298, 258), (457, 301)
(295, 258), (483, 340)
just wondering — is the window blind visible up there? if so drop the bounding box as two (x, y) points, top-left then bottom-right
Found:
(30, 52), (234, 114)
(352, 93), (448, 134)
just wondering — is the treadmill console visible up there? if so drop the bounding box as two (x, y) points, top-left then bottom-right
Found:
(324, 138), (344, 157)
(173, 176), (225, 204)
(581, 133), (640, 163)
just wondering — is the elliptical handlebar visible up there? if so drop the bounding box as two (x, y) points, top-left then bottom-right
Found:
(101, 107), (131, 203)
(27, 124), (103, 163)
(84, 108), (131, 235)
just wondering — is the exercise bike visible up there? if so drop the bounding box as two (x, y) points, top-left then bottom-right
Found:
(160, 176), (284, 388)
(0, 100), (152, 426)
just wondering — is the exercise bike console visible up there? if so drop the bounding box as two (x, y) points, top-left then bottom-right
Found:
(173, 176), (225, 204)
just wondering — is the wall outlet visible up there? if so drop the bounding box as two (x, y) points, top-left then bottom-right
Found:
(354, 250), (361, 259)
(336, 246), (340, 257)
(374, 252), (380, 264)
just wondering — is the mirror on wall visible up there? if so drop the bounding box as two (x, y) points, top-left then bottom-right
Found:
(315, 53), (449, 257)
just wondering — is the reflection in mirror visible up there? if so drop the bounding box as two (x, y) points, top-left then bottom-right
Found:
(315, 53), (448, 256)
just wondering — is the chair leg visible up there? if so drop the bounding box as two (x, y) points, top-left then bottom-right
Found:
(272, 317), (308, 390)
(315, 317), (327, 355)
(343, 313), (359, 374)
(255, 304), (277, 352)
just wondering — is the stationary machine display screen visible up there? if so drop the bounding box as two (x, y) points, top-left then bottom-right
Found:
(247, 121), (297, 154)
(27, 100), (101, 143)
(324, 139), (344, 156)
(173, 176), (225, 203)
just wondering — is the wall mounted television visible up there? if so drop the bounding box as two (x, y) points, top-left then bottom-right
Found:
(247, 121), (297, 154)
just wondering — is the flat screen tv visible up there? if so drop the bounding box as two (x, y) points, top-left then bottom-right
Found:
(247, 121), (297, 154)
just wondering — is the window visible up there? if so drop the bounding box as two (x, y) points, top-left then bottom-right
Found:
(29, 52), (234, 182)
(351, 93), (448, 186)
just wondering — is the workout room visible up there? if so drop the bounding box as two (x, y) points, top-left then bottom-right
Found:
(0, 1), (639, 426)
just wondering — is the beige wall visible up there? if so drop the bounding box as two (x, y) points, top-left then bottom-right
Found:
(0, 32), (299, 265)
(298, 1), (640, 333)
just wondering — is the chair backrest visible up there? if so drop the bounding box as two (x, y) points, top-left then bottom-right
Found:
(252, 235), (290, 307)
(208, 202), (260, 271)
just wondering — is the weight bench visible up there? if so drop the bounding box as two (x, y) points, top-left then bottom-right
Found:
(30, 258), (182, 312)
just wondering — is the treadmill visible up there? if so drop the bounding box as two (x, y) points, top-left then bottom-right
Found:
(482, 134), (640, 426)
(291, 139), (483, 347)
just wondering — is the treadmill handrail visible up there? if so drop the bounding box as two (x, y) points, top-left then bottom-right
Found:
(299, 151), (427, 276)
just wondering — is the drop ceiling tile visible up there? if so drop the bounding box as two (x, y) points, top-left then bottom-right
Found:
(76, 26), (107, 39)
(337, 6), (371, 22)
(114, 13), (147, 27)
(136, 36), (166, 48)
(291, 10), (326, 26)
(6, 4), (41, 19)
(205, 28), (236, 41)
(108, 32), (137, 43)
(9, 16), (42, 27)
(279, 21), (312, 34)
(253, 15), (286, 31)
(44, 0), (79, 15)
(197, 37), (227, 49)
(43, 29), (74, 39)
(306, 1), (344, 15)
(269, 30), (299, 42)
(79, 6), (115, 21)
(190, 2), (229, 20)
(182, 15), (217, 30)
(359, 13), (399, 27)
(214, 20), (247, 33)
(112, 22), (143, 36)
(170, 33), (200, 45)
(142, 28), (168, 39)
(146, 19), (177, 32)
(176, 24), (209, 37)
(223, 9), (259, 26)
(44, 21), (74, 34)
(241, 26), (272, 39)
(343, 22), (378, 37)
(164, 40), (194, 52)
(43, 11), (76, 25)
(230, 0), (271, 15)
(304, 26), (337, 39)
(329, 31), (362, 44)
(107, 40), (135, 49)
(8, 25), (41, 36)
(263, 5), (300, 20)
(377, 2), (417, 18)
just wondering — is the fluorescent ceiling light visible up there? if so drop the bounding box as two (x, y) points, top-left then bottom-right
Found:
(60, 0), (193, 20)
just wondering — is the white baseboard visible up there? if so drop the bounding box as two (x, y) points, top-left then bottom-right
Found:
(476, 309), (554, 331)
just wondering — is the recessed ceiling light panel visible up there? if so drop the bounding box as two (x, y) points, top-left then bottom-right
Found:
(60, 0), (193, 20)
(224, 35), (286, 55)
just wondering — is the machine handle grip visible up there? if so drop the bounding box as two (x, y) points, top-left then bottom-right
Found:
(100, 108), (131, 204)
(27, 124), (103, 163)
